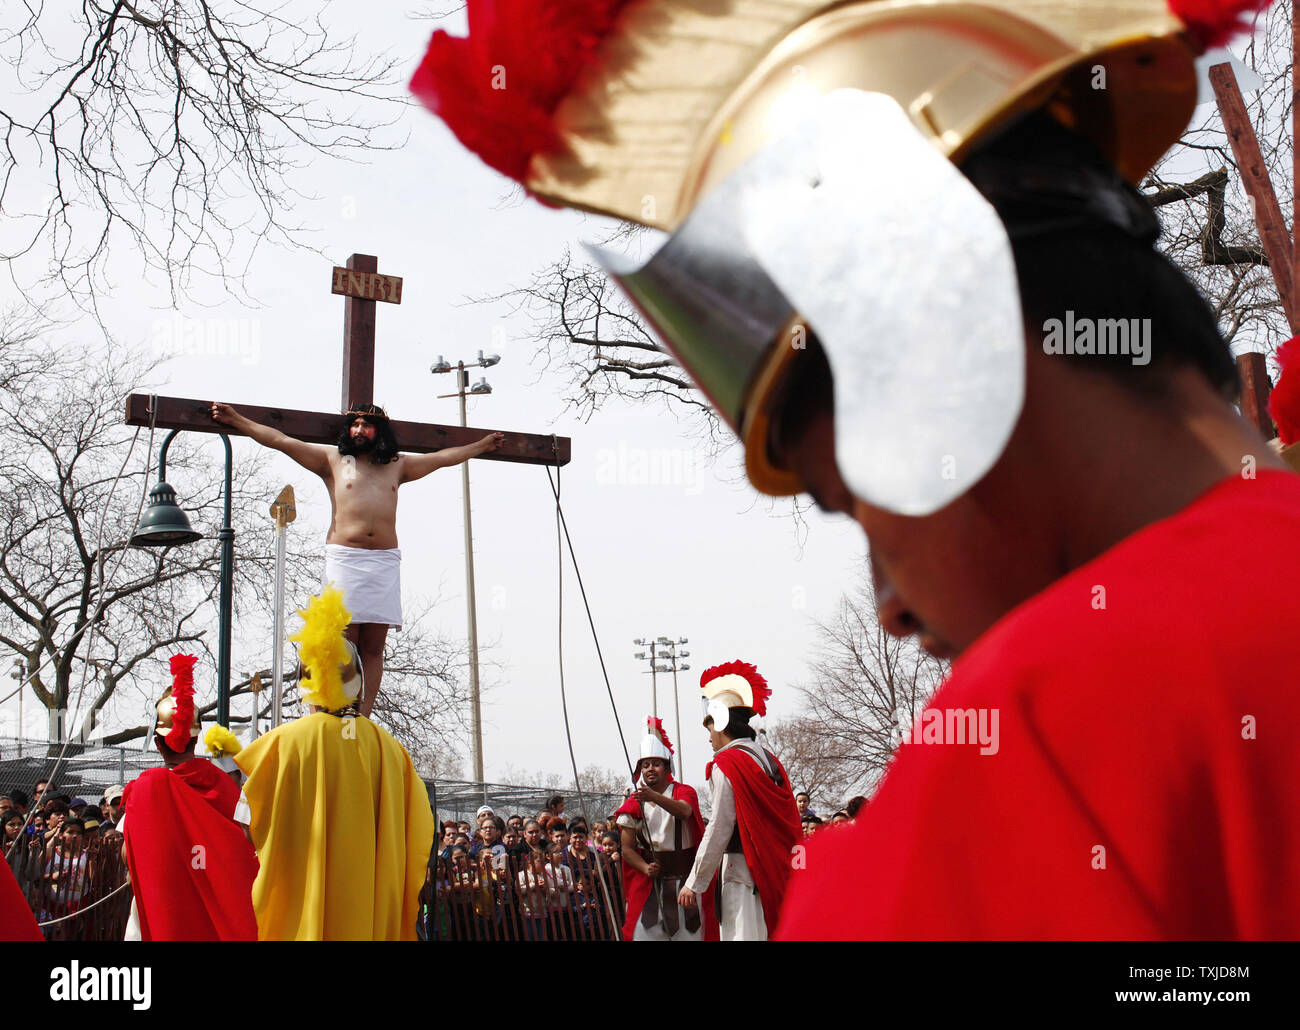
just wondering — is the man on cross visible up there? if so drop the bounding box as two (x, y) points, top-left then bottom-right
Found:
(211, 400), (502, 716)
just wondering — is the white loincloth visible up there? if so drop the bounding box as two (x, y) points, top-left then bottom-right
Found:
(323, 545), (402, 630)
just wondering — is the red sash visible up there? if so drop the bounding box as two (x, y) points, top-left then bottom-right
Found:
(708, 745), (802, 937)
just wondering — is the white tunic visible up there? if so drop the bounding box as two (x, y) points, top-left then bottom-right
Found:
(617, 781), (702, 942)
(686, 739), (777, 941)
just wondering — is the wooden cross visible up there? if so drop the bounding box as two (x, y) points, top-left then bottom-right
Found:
(125, 252), (571, 467)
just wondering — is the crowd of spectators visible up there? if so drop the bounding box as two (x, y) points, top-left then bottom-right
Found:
(2, 778), (130, 939)
(423, 794), (628, 941)
(795, 791), (869, 837)
(422, 788), (874, 940)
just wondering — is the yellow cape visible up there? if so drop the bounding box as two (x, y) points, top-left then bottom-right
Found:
(234, 712), (434, 941)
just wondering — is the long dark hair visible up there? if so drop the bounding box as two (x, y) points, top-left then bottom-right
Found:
(723, 707), (758, 740)
(337, 404), (399, 464)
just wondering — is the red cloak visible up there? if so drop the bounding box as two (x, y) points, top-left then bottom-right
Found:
(707, 745), (802, 938)
(615, 780), (718, 941)
(0, 856), (41, 940)
(777, 471), (1300, 940)
(121, 757), (258, 941)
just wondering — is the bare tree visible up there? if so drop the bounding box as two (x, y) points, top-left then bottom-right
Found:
(575, 762), (631, 797)
(0, 1), (404, 313)
(763, 716), (856, 815)
(479, 242), (725, 450)
(783, 562), (948, 800)
(497, 761), (628, 797)
(0, 330), (320, 746)
(337, 598), (474, 778)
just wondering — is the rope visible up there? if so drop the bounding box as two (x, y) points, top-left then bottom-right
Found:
(550, 457), (592, 826)
(541, 462), (636, 782)
(545, 445), (622, 938)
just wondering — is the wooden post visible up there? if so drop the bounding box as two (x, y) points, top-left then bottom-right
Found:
(341, 253), (379, 412)
(1236, 352), (1275, 438)
(1210, 63), (1299, 332)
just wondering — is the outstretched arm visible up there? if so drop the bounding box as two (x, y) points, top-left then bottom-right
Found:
(210, 402), (332, 479)
(400, 432), (504, 484)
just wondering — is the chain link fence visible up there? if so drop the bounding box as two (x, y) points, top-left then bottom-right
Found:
(1, 736), (628, 824)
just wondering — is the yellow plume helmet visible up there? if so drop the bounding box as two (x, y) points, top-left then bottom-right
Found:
(203, 724), (243, 759)
(290, 586), (361, 712)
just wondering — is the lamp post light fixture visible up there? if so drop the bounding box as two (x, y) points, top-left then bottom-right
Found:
(131, 428), (235, 727)
(432, 348), (501, 785)
(632, 636), (690, 779)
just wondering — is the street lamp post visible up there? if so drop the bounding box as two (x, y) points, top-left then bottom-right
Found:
(432, 350), (499, 784)
(10, 660), (23, 757)
(130, 428), (235, 727)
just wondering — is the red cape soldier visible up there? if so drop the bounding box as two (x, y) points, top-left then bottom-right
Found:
(120, 655), (258, 940)
(614, 717), (718, 941)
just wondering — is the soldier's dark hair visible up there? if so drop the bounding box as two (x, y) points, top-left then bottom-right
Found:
(723, 707), (758, 740)
(961, 109), (1238, 398)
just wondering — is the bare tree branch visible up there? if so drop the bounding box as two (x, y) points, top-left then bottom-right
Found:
(0, 1), (406, 315)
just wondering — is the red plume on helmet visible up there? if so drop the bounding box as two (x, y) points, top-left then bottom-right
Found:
(1169, 0), (1274, 48)
(699, 660), (771, 717)
(164, 654), (198, 752)
(409, 0), (636, 187)
(648, 716), (674, 757)
(1268, 336), (1300, 446)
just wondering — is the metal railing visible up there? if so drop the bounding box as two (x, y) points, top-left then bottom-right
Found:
(423, 850), (626, 942)
(4, 832), (132, 941)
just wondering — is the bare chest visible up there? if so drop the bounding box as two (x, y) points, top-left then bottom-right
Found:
(331, 455), (401, 503)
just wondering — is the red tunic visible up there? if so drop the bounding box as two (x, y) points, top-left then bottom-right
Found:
(778, 471), (1300, 940)
(121, 757), (259, 941)
(615, 780), (718, 940)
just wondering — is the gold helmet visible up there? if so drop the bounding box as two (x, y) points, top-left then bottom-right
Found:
(414, 1), (1263, 513)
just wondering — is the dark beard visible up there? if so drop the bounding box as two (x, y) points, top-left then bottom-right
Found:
(349, 433), (376, 454)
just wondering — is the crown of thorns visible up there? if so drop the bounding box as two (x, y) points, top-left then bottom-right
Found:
(343, 405), (390, 422)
